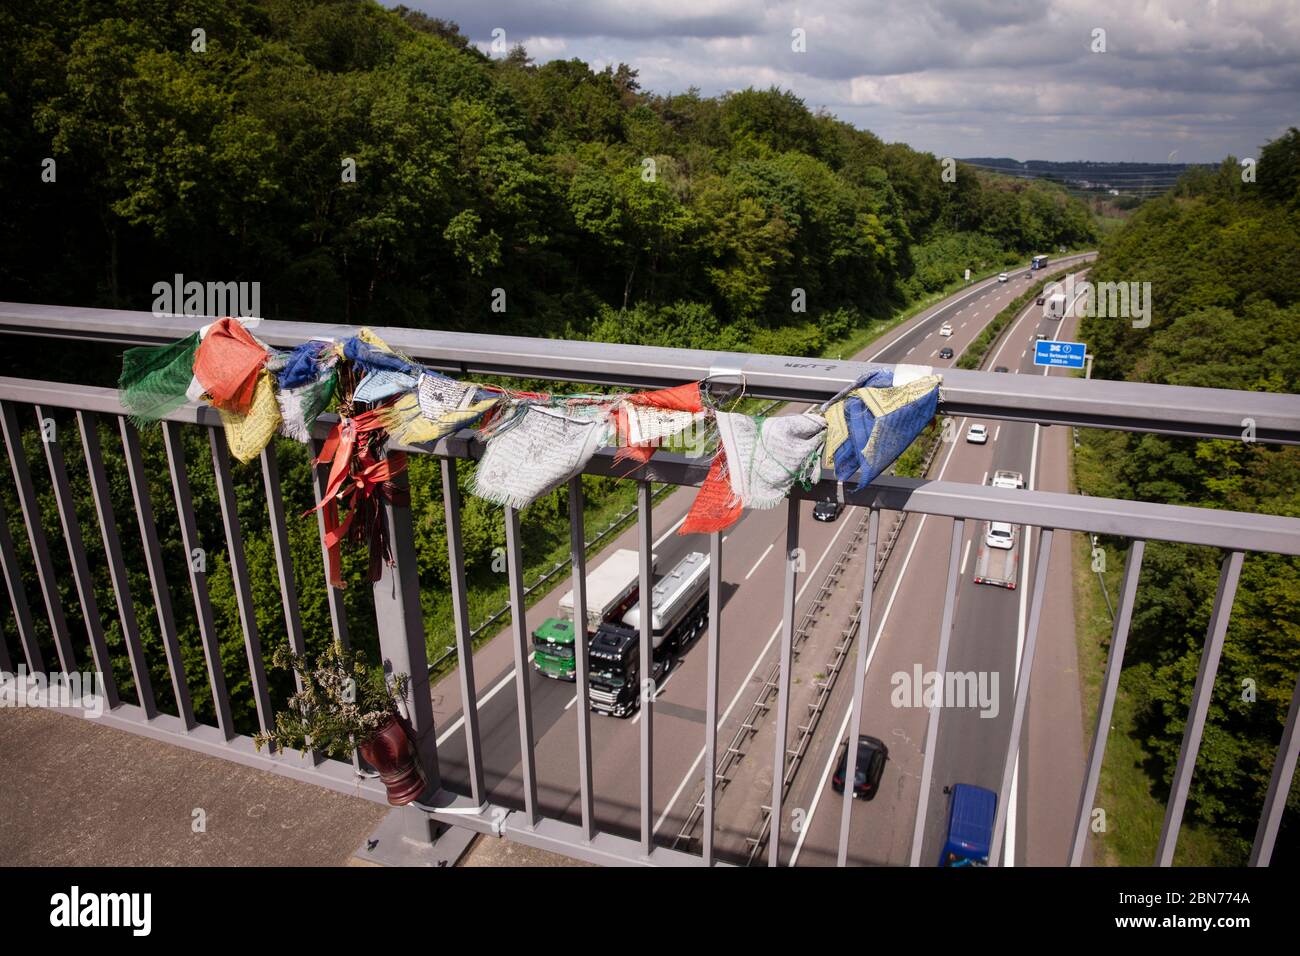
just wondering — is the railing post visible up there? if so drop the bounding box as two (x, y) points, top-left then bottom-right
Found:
(372, 466), (441, 816)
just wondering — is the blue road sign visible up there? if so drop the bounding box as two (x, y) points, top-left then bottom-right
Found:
(1034, 339), (1086, 368)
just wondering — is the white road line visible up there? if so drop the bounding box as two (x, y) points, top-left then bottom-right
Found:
(564, 693), (578, 711)
(959, 539), (972, 576)
(745, 542), (774, 581)
(981, 470), (988, 485)
(788, 418), (970, 865)
(437, 656), (532, 745)
(993, 425), (1001, 442)
(867, 275), (1005, 362)
(929, 349), (937, 357)
(653, 509), (862, 834)
(632, 664), (681, 725)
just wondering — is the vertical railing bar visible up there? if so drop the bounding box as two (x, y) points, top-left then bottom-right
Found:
(702, 529), (722, 866)
(1070, 538), (1145, 865)
(637, 481), (654, 856)
(37, 405), (122, 707)
(37, 408), (131, 712)
(371, 466), (440, 801)
(504, 505), (539, 826)
(909, 517), (965, 866)
(441, 457), (485, 806)
(82, 410), (161, 713)
(1250, 664), (1300, 866)
(0, 399), (75, 671)
(162, 420), (233, 739)
(120, 418), (194, 729)
(567, 476), (595, 841)
(990, 527), (1055, 866)
(1155, 549), (1245, 866)
(208, 427), (273, 735)
(0, 480), (43, 673)
(768, 497), (801, 867)
(838, 507), (880, 866)
(259, 444), (320, 764)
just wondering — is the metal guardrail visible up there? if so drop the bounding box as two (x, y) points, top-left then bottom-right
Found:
(0, 308), (1297, 868)
(2, 301), (1297, 445)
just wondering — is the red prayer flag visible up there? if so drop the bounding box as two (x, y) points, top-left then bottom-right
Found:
(192, 317), (268, 415)
(679, 447), (742, 535)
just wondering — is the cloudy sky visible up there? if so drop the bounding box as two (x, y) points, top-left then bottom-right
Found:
(397, 0), (1300, 163)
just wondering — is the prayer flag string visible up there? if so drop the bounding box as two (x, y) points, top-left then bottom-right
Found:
(119, 323), (942, 579)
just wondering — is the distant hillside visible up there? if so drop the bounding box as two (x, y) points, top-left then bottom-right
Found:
(960, 157), (1215, 198)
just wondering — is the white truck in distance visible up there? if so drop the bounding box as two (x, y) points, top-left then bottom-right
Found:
(1045, 292), (1068, 320)
(974, 470), (1024, 588)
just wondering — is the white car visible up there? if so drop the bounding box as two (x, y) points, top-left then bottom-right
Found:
(990, 469), (1025, 489)
(966, 423), (988, 444)
(998, 272), (1009, 282)
(985, 521), (1015, 550)
(939, 322), (953, 336)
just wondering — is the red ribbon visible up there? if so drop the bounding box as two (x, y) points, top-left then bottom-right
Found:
(306, 409), (409, 588)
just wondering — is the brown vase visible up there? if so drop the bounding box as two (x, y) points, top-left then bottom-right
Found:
(358, 714), (425, 806)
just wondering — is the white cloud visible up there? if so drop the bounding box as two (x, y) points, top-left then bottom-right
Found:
(395, 0), (1300, 161)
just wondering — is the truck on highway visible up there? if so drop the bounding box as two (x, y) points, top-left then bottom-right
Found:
(587, 550), (710, 717)
(532, 548), (652, 680)
(973, 520), (1020, 589)
(1030, 254), (1049, 271)
(938, 783), (998, 866)
(1044, 292), (1068, 320)
(990, 469), (1024, 490)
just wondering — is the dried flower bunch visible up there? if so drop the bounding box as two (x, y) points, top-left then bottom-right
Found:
(254, 642), (409, 759)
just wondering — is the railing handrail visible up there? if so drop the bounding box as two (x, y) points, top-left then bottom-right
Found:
(3, 374), (1297, 556)
(2, 301), (1298, 445)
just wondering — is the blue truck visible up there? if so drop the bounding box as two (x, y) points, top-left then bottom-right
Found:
(938, 783), (997, 866)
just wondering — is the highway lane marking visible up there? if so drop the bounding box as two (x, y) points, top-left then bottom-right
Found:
(929, 349), (937, 357)
(981, 470), (988, 485)
(745, 542), (775, 581)
(866, 274), (1008, 362)
(993, 425), (1001, 442)
(565, 693), (578, 710)
(787, 414), (970, 866)
(632, 664), (681, 725)
(789, 267), (1092, 865)
(654, 271), (1070, 835)
(434, 511), (690, 746)
(652, 509), (862, 836)
(1002, 282), (1080, 866)
(1004, 275), (1090, 862)
(959, 539), (972, 576)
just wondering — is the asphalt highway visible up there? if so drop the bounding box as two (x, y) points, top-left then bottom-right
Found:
(427, 256), (1096, 861)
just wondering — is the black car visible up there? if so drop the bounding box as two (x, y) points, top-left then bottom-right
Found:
(813, 499), (842, 522)
(993, 365), (1010, 373)
(938, 346), (954, 359)
(831, 735), (888, 799)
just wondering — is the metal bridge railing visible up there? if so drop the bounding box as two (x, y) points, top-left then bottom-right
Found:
(0, 302), (1297, 867)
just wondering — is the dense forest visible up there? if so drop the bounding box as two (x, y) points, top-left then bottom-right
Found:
(1077, 129), (1300, 861)
(1, 0), (1095, 350)
(0, 0), (1098, 737)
